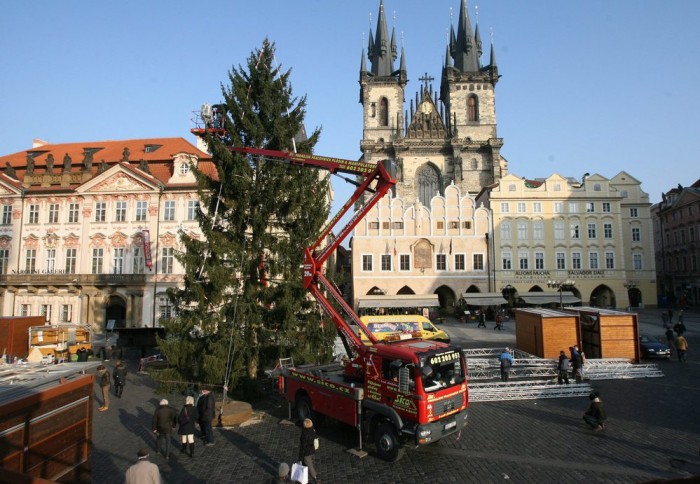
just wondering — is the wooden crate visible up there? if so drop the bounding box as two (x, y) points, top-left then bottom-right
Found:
(514, 308), (580, 359)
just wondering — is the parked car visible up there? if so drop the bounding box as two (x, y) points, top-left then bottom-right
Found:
(639, 334), (671, 359)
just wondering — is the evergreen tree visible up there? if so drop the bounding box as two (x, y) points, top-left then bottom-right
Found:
(157, 39), (335, 392)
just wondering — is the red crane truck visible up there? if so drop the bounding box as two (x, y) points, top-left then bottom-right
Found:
(232, 147), (469, 461)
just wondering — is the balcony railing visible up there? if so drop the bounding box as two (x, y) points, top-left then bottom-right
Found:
(0, 273), (147, 286)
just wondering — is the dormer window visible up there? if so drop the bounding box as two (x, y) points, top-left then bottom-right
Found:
(144, 144), (162, 153)
(179, 163), (190, 175)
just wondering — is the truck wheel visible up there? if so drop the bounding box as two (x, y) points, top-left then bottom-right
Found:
(295, 395), (313, 422)
(374, 422), (404, 462)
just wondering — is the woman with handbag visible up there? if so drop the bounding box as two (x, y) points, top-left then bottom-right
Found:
(296, 418), (319, 483)
(178, 396), (199, 457)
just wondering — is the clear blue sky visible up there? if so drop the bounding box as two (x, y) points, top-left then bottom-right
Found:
(3, 0), (699, 211)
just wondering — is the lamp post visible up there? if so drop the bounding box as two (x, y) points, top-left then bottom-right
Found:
(547, 279), (576, 309)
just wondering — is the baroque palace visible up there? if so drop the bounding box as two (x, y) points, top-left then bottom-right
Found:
(0, 138), (211, 328)
(352, 0), (656, 312)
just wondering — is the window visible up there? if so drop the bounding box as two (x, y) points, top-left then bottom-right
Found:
(593, 184), (602, 192)
(553, 183), (561, 191)
(379, 97), (388, 126)
(508, 184), (516, 192)
(605, 252), (615, 269)
(621, 190), (629, 199)
(517, 202), (526, 213)
(113, 248), (125, 274)
(449, 221), (459, 229)
(25, 249), (36, 272)
(553, 202), (563, 214)
(40, 304), (52, 323)
(473, 253), (484, 271)
(19, 304), (31, 316)
(381, 254), (391, 271)
(48, 204), (59, 223)
(633, 253), (643, 270)
(0, 249), (9, 274)
(534, 251), (544, 270)
(499, 202), (510, 213)
(163, 201), (175, 221)
(115, 201), (127, 222)
(68, 203), (80, 223)
(1, 205), (11, 225)
(136, 201), (148, 221)
(28, 204), (39, 224)
(691, 227), (696, 242)
(161, 247), (174, 274)
(587, 223), (597, 239)
(393, 222), (403, 229)
(436, 254), (447, 271)
(462, 221), (472, 229)
(179, 163), (189, 175)
(556, 252), (566, 270)
(454, 254), (465, 271)
(602, 202), (611, 213)
(187, 200), (199, 221)
(630, 208), (638, 217)
(570, 223), (580, 239)
(589, 252), (599, 270)
(632, 227), (641, 242)
(517, 222), (528, 240)
(94, 202), (106, 222)
(500, 222), (512, 239)
(92, 248), (104, 274)
(533, 202), (542, 213)
(133, 246), (145, 274)
(518, 251), (529, 270)
(369, 222), (379, 230)
(568, 202), (578, 213)
(604, 223), (613, 239)
(467, 95), (479, 122)
(46, 249), (56, 272)
(554, 221), (565, 240)
(436, 221), (444, 230)
(399, 254), (411, 271)
(585, 202), (595, 213)
(502, 252), (512, 270)
(60, 304), (72, 323)
(533, 221), (544, 240)
(65, 248), (77, 274)
(362, 254), (373, 271)
(572, 252), (582, 270)
(158, 295), (173, 322)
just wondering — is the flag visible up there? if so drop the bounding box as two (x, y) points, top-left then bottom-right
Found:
(449, 238), (453, 255)
(393, 238), (397, 257)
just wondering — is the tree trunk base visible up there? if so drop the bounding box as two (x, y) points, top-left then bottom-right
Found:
(216, 400), (253, 427)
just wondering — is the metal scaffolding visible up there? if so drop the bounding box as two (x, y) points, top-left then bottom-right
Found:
(470, 380), (594, 402)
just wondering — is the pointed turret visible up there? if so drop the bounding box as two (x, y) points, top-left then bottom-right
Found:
(450, 0), (480, 73)
(489, 41), (499, 80)
(474, 23), (483, 58)
(369, 0), (395, 76)
(398, 46), (407, 82)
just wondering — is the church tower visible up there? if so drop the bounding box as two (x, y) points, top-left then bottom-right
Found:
(360, 0), (505, 203)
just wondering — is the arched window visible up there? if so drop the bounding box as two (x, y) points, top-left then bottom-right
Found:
(379, 97), (389, 126)
(417, 165), (441, 207)
(467, 95), (479, 122)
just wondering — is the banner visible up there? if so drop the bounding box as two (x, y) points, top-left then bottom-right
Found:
(143, 229), (153, 268)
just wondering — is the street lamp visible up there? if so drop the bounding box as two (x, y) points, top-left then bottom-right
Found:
(547, 279), (576, 309)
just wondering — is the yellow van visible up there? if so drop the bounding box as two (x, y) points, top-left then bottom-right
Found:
(359, 315), (450, 344)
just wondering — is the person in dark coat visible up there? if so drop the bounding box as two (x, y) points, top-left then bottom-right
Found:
(557, 350), (570, 384)
(76, 346), (89, 362)
(498, 347), (513, 382)
(298, 418), (319, 483)
(570, 346), (584, 383)
(583, 391), (607, 431)
(177, 395), (199, 457)
(113, 360), (127, 398)
(152, 399), (177, 458)
(196, 389), (216, 445)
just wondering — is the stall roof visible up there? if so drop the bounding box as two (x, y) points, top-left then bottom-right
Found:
(461, 292), (508, 306)
(357, 294), (440, 309)
(519, 291), (581, 305)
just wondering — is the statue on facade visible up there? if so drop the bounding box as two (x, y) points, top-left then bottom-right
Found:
(46, 154), (55, 174)
(63, 153), (72, 173)
(122, 147), (130, 162)
(98, 160), (108, 174)
(138, 158), (150, 174)
(3, 162), (16, 178)
(396, 158), (404, 182)
(454, 156), (463, 181)
(26, 154), (35, 175)
(83, 150), (93, 172)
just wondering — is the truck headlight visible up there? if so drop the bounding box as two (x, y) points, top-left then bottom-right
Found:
(419, 429), (432, 437)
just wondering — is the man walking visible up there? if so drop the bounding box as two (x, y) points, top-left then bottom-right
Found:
(196, 389), (216, 446)
(498, 347), (513, 382)
(570, 346), (584, 383)
(152, 399), (177, 458)
(96, 365), (110, 412)
(557, 350), (570, 384)
(675, 334), (689, 363)
(125, 448), (161, 484)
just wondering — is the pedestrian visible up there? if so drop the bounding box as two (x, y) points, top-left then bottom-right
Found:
(665, 327), (675, 355)
(556, 350), (570, 384)
(178, 395), (199, 457)
(661, 312), (669, 327)
(125, 448), (161, 484)
(152, 399), (177, 458)
(498, 347), (513, 382)
(96, 365), (110, 411)
(477, 310), (485, 328)
(113, 360), (127, 399)
(582, 391), (607, 431)
(678, 309), (684, 324)
(196, 389), (216, 446)
(298, 418), (319, 483)
(493, 313), (502, 331)
(267, 462), (290, 483)
(76, 346), (89, 362)
(668, 308), (674, 324)
(675, 334), (688, 363)
(570, 346), (583, 383)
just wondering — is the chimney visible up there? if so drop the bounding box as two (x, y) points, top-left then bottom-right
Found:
(33, 139), (49, 148)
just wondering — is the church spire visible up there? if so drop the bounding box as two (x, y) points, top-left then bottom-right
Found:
(368, 0), (395, 76)
(450, 0), (480, 73)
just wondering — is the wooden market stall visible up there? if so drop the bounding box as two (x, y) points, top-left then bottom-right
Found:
(28, 324), (92, 362)
(514, 308), (580, 359)
(563, 307), (640, 362)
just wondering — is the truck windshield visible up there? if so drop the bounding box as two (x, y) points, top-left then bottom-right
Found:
(421, 358), (465, 392)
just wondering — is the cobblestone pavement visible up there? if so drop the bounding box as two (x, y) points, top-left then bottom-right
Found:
(92, 308), (700, 483)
